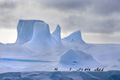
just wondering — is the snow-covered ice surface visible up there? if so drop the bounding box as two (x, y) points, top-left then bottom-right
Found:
(0, 71), (120, 80)
(0, 20), (120, 78)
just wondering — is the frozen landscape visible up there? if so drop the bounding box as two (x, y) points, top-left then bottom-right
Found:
(0, 71), (120, 80)
(0, 20), (120, 79)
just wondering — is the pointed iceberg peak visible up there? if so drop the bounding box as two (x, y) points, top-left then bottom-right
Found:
(62, 30), (85, 44)
(52, 24), (61, 44)
(56, 24), (61, 31)
(16, 20), (44, 44)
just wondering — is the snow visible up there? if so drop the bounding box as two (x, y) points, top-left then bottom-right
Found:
(60, 49), (98, 66)
(0, 19), (120, 73)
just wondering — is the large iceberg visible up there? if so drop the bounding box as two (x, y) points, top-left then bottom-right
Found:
(0, 19), (120, 74)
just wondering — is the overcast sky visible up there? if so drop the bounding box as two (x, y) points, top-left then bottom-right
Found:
(0, 0), (120, 43)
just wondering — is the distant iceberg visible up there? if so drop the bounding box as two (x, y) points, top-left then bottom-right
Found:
(0, 19), (120, 73)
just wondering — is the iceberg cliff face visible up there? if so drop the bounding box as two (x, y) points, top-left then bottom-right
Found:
(25, 22), (58, 51)
(28, 22), (51, 46)
(16, 20), (44, 44)
(16, 20), (61, 51)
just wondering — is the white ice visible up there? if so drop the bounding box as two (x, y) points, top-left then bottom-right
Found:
(0, 20), (120, 73)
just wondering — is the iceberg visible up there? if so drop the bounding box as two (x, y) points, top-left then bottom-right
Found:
(62, 30), (85, 44)
(0, 19), (120, 73)
(60, 49), (99, 67)
(16, 20), (44, 44)
(24, 22), (56, 51)
(52, 24), (62, 45)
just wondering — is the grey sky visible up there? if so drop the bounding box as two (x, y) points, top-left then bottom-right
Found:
(0, 0), (120, 43)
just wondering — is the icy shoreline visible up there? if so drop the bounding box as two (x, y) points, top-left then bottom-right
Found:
(0, 71), (120, 80)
